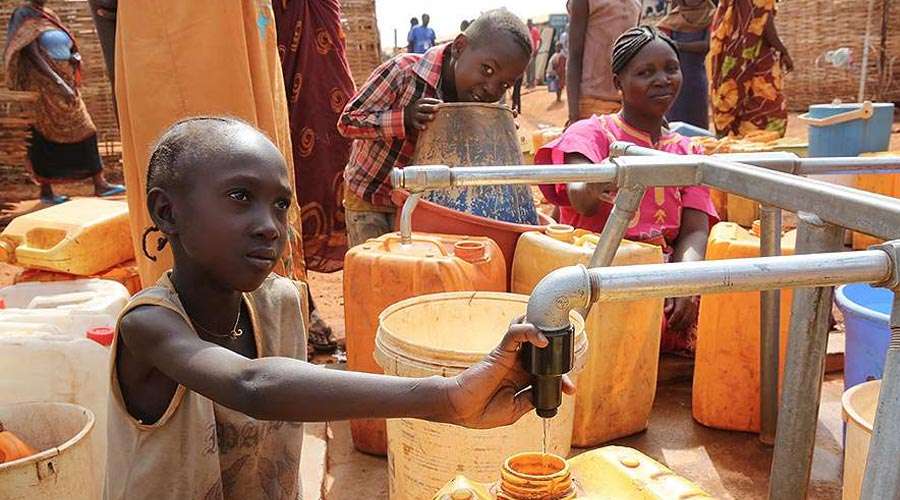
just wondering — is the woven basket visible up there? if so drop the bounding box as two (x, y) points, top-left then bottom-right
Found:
(0, 0), (119, 167)
(778, 0), (897, 110)
(341, 0), (382, 88)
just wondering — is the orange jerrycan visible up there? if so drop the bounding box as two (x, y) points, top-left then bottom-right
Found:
(851, 153), (900, 250)
(511, 225), (664, 447)
(0, 199), (132, 276)
(692, 222), (796, 432)
(343, 232), (506, 455)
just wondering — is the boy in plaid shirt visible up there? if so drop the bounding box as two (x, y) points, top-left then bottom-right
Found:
(338, 9), (535, 247)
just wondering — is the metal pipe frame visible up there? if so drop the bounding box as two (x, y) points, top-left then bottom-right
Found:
(860, 241), (900, 500)
(526, 249), (891, 330)
(759, 205), (783, 446)
(392, 148), (900, 498)
(768, 214), (846, 500)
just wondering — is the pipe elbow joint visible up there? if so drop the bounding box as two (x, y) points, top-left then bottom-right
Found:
(526, 264), (594, 332)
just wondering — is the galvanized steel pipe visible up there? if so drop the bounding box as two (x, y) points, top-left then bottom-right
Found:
(391, 164), (618, 192)
(526, 249), (892, 330)
(759, 205), (783, 446)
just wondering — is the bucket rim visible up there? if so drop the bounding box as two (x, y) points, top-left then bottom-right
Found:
(0, 402), (95, 470)
(434, 102), (513, 113)
(841, 379), (880, 433)
(835, 284), (891, 323)
(376, 291), (587, 371)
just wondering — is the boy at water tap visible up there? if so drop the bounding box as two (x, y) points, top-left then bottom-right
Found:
(338, 9), (534, 248)
(535, 27), (719, 356)
(105, 117), (573, 499)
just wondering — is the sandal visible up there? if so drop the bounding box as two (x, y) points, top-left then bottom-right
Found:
(98, 185), (126, 197)
(307, 309), (337, 353)
(40, 194), (70, 205)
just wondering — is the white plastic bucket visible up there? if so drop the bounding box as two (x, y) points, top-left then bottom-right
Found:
(0, 402), (97, 500)
(374, 291), (587, 500)
(841, 380), (880, 500)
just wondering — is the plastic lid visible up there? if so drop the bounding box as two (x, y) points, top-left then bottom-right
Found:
(86, 327), (115, 346)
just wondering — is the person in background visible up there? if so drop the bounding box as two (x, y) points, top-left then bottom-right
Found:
(526, 19), (542, 87)
(708, 0), (793, 138)
(537, 27), (719, 356)
(566, 0), (642, 125)
(273, 0), (356, 353)
(409, 13), (436, 54)
(338, 9), (534, 247)
(558, 28), (569, 57)
(407, 17), (418, 53)
(4, 0), (124, 205)
(546, 41), (567, 102)
(657, 0), (716, 129)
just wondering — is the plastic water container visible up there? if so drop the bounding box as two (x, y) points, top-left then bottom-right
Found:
(835, 284), (892, 391)
(851, 153), (900, 250)
(0, 279), (130, 336)
(841, 380), (880, 500)
(668, 121), (714, 137)
(0, 198), (132, 275)
(0, 402), (97, 500)
(692, 222), (797, 432)
(14, 259), (142, 296)
(392, 190), (555, 280)
(0, 332), (107, 499)
(374, 292), (587, 500)
(801, 101), (894, 157)
(433, 446), (712, 499)
(343, 232), (507, 456)
(511, 226), (664, 447)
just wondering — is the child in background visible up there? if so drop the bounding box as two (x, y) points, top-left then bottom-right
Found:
(107, 117), (570, 499)
(338, 9), (537, 248)
(535, 27), (719, 356)
(546, 42), (567, 102)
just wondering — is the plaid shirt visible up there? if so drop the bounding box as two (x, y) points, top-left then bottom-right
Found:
(338, 44), (447, 207)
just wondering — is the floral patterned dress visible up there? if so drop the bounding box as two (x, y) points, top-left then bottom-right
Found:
(708, 0), (788, 138)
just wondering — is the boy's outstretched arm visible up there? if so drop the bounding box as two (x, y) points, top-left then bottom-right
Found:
(119, 308), (572, 428)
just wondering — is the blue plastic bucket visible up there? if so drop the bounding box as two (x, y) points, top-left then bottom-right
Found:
(804, 102), (894, 157)
(835, 283), (893, 391)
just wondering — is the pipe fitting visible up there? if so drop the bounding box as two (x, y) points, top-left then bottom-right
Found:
(871, 240), (900, 290)
(526, 265), (594, 332)
(391, 165), (452, 192)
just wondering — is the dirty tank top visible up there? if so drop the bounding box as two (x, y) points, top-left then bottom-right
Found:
(104, 273), (309, 500)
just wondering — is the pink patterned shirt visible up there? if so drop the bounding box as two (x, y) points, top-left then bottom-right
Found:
(536, 114), (719, 251)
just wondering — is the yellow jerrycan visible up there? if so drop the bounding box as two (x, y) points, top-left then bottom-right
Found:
(0, 199), (132, 276)
(851, 152), (900, 250)
(511, 225), (664, 447)
(692, 221), (797, 432)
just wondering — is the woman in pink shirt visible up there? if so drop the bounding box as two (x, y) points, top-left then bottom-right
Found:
(536, 26), (719, 356)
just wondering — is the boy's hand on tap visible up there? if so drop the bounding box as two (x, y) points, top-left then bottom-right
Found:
(404, 97), (442, 133)
(439, 318), (576, 429)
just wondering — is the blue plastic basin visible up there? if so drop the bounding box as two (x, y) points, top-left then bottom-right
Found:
(835, 283), (893, 391)
(807, 102), (894, 157)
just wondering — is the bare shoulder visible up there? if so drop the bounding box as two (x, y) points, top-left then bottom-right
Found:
(118, 304), (196, 360)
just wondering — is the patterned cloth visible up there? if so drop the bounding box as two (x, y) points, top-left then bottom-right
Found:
(4, 4), (101, 182)
(274, 0), (354, 273)
(536, 114), (718, 251)
(115, 0), (306, 287)
(338, 44), (447, 208)
(708, 0), (787, 138)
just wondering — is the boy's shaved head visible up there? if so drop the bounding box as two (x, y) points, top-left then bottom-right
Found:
(146, 117), (279, 195)
(464, 9), (532, 60)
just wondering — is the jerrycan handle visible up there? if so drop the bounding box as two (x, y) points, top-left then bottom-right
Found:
(382, 233), (447, 255)
(798, 100), (874, 127)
